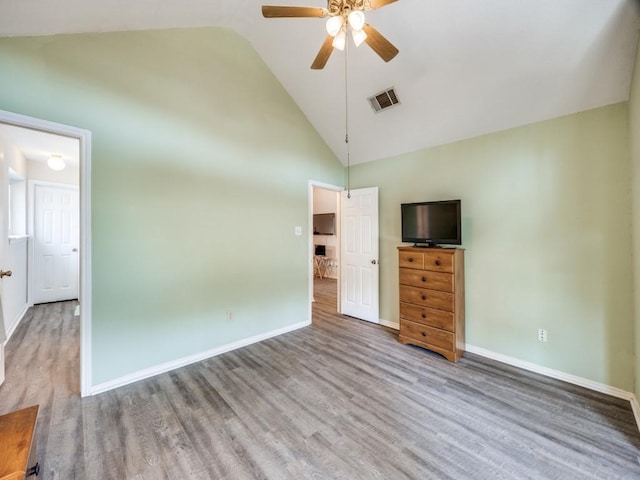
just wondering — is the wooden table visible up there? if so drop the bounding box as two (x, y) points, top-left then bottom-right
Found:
(0, 405), (39, 480)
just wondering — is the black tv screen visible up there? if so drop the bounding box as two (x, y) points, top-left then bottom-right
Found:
(313, 213), (335, 235)
(401, 200), (461, 246)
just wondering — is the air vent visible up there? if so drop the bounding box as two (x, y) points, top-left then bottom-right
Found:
(368, 87), (400, 113)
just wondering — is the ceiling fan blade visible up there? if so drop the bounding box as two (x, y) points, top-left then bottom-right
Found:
(367, 0), (398, 10)
(362, 24), (399, 62)
(311, 36), (334, 69)
(262, 5), (327, 18)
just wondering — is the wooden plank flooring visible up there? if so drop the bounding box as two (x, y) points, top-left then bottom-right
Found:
(1, 280), (639, 479)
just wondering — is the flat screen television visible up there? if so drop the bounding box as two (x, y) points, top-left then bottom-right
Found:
(313, 213), (335, 235)
(401, 199), (461, 246)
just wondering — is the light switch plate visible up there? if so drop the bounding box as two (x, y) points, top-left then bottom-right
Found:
(294, 226), (302, 236)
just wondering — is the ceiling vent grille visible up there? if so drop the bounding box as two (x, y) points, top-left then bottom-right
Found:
(368, 87), (400, 113)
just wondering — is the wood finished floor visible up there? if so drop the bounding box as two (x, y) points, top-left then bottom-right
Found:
(1, 281), (639, 479)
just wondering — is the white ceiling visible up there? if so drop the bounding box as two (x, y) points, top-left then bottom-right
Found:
(0, 123), (80, 168)
(0, 0), (639, 165)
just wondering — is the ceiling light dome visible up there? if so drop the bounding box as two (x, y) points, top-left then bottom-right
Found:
(347, 10), (365, 31)
(332, 28), (347, 50)
(351, 28), (367, 47)
(326, 15), (344, 37)
(47, 154), (66, 171)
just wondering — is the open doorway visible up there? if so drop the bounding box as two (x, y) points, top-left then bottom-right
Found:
(309, 182), (342, 317)
(1, 123), (80, 322)
(0, 110), (91, 396)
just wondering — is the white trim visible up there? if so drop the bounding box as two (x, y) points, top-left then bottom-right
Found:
(630, 396), (640, 432)
(79, 132), (92, 398)
(3, 303), (29, 344)
(465, 344), (635, 400)
(8, 235), (29, 244)
(90, 320), (311, 396)
(308, 180), (343, 321)
(379, 318), (399, 330)
(466, 344), (640, 432)
(0, 110), (92, 398)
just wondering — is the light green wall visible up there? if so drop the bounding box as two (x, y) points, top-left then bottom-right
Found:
(351, 104), (634, 390)
(0, 27), (635, 394)
(0, 28), (344, 385)
(630, 36), (640, 400)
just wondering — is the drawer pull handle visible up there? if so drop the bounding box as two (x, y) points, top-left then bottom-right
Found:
(421, 276), (426, 282)
(421, 332), (428, 337)
(421, 295), (427, 300)
(435, 260), (441, 266)
(408, 257), (414, 263)
(421, 313), (427, 319)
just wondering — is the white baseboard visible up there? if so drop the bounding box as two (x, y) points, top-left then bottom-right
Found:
(466, 344), (640, 432)
(0, 343), (4, 386)
(89, 320), (311, 396)
(630, 396), (640, 431)
(465, 344), (634, 400)
(4, 303), (30, 344)
(379, 318), (399, 330)
(1, 305), (28, 388)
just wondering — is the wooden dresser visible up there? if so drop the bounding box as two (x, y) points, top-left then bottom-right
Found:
(0, 405), (39, 480)
(398, 246), (465, 362)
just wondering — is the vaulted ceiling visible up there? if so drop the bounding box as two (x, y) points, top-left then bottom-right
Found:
(1, 0), (639, 165)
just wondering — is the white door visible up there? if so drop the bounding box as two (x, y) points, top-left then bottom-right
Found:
(32, 184), (79, 304)
(340, 187), (379, 323)
(0, 138), (8, 385)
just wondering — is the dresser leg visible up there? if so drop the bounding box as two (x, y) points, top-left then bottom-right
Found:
(27, 462), (40, 477)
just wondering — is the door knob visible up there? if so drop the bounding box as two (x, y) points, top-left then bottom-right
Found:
(72, 248), (78, 252)
(371, 259), (377, 265)
(0, 270), (12, 278)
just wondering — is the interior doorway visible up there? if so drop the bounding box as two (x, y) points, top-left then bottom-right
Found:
(0, 110), (92, 396)
(309, 181), (342, 317)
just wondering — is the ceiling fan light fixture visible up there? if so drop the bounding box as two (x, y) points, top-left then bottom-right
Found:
(347, 10), (365, 31)
(47, 154), (66, 171)
(332, 28), (347, 50)
(261, 1), (399, 69)
(326, 15), (344, 37)
(351, 28), (367, 47)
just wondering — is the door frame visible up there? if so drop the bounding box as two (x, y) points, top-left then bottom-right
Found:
(0, 110), (92, 397)
(308, 180), (343, 320)
(28, 181), (80, 305)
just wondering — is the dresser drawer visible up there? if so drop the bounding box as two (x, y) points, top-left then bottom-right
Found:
(399, 268), (454, 293)
(399, 251), (424, 270)
(399, 303), (454, 332)
(423, 251), (454, 273)
(398, 249), (455, 273)
(400, 320), (455, 352)
(399, 285), (454, 312)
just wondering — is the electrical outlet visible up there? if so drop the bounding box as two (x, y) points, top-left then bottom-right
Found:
(227, 311), (233, 321)
(537, 328), (547, 342)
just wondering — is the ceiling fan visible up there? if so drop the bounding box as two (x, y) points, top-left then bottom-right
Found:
(262, 0), (399, 69)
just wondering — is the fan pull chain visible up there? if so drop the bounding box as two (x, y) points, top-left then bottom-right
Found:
(345, 39), (351, 199)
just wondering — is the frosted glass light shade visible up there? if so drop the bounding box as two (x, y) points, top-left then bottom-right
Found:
(47, 155), (66, 171)
(347, 10), (365, 31)
(332, 29), (346, 50)
(326, 16), (344, 37)
(352, 28), (367, 47)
